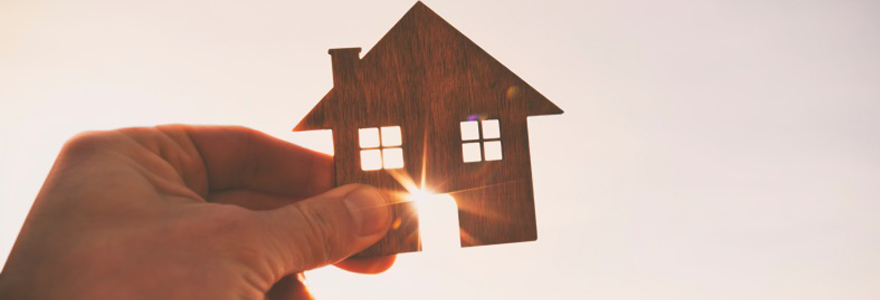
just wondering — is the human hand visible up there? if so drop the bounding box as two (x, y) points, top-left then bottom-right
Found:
(0, 125), (395, 300)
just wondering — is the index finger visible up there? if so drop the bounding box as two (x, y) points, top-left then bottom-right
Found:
(178, 125), (333, 198)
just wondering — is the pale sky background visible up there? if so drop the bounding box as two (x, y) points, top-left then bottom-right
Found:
(2, 0), (880, 299)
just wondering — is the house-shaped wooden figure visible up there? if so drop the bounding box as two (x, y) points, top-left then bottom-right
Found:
(294, 2), (563, 257)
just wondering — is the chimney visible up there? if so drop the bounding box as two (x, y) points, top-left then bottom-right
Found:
(328, 48), (361, 88)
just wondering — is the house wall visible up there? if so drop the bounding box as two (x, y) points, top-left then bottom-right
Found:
(443, 116), (538, 247)
(330, 94), (540, 255)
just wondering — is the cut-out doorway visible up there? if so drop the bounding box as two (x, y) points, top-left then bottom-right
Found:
(413, 193), (461, 252)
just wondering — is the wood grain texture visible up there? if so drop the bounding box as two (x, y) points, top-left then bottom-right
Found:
(294, 1), (562, 257)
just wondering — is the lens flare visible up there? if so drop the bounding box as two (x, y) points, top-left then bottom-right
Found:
(466, 113), (488, 121)
(406, 187), (448, 202)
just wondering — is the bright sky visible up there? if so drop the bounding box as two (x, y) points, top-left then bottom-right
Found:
(2, 0), (880, 299)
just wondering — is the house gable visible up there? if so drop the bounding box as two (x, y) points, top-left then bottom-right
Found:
(293, 1), (562, 132)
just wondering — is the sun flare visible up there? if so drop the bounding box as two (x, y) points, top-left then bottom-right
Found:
(406, 187), (454, 203)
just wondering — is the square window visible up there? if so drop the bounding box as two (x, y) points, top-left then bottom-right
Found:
(462, 142), (482, 163)
(359, 128), (380, 148)
(381, 126), (402, 146)
(460, 121), (480, 141)
(484, 141), (503, 161)
(382, 148), (404, 169)
(360, 149), (382, 171)
(482, 119), (500, 139)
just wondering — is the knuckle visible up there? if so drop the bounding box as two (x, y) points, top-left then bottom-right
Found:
(198, 206), (267, 261)
(117, 127), (161, 144)
(291, 204), (339, 266)
(154, 123), (189, 132)
(62, 130), (116, 152)
(233, 125), (257, 134)
(205, 205), (262, 240)
(299, 208), (333, 261)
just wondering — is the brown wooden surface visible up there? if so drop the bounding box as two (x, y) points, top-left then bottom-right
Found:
(294, 1), (562, 257)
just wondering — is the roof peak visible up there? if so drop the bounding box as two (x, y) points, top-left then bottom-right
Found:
(294, 2), (563, 132)
(360, 1), (458, 61)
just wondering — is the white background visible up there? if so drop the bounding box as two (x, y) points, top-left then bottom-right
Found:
(2, 0), (880, 299)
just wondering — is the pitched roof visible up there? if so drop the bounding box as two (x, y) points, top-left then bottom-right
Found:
(294, 2), (563, 131)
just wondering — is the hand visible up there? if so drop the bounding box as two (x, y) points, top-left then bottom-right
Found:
(0, 125), (395, 300)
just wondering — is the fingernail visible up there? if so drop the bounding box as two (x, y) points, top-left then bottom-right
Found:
(343, 187), (391, 236)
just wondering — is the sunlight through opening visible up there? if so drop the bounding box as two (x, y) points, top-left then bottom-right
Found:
(408, 189), (461, 253)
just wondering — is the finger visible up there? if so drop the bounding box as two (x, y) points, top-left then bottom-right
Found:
(209, 189), (308, 211)
(334, 255), (397, 274)
(176, 125), (333, 197)
(256, 184), (391, 274)
(266, 273), (312, 300)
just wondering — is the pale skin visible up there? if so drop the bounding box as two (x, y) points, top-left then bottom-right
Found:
(0, 125), (396, 300)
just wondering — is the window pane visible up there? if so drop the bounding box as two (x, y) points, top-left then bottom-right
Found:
(381, 126), (402, 146)
(482, 119), (500, 139)
(360, 149), (382, 171)
(383, 147), (405, 169)
(359, 128), (380, 148)
(460, 121), (480, 141)
(462, 142), (482, 162)
(484, 141), (503, 161)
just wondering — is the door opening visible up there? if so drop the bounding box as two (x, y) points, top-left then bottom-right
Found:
(410, 191), (461, 253)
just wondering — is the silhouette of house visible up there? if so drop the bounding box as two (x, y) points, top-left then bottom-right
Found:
(294, 2), (562, 257)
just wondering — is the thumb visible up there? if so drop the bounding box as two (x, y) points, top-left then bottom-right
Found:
(257, 184), (392, 273)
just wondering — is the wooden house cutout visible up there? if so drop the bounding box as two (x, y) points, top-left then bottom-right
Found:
(294, 1), (563, 257)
